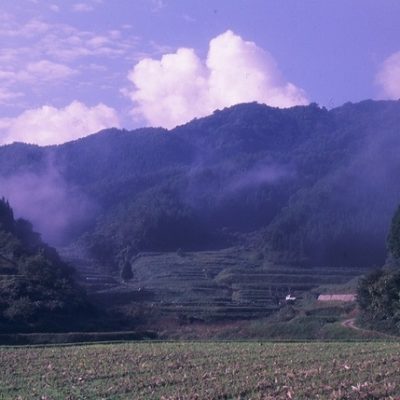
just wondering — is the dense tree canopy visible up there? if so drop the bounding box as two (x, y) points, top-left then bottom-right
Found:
(1, 100), (400, 274)
(357, 204), (400, 333)
(357, 268), (400, 333)
(388, 205), (400, 260)
(0, 198), (88, 332)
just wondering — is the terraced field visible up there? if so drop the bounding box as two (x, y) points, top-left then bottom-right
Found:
(1, 341), (400, 399)
(68, 247), (369, 322)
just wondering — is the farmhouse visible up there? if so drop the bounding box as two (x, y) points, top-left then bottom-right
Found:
(285, 294), (296, 303)
(317, 294), (356, 302)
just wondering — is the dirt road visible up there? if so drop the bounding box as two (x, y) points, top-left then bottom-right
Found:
(341, 318), (397, 339)
(342, 318), (362, 330)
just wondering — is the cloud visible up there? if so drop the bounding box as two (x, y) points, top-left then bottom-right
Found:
(0, 165), (96, 244)
(0, 16), (50, 37)
(127, 30), (308, 129)
(0, 15), (137, 63)
(227, 163), (293, 193)
(72, 3), (95, 12)
(376, 51), (400, 99)
(0, 60), (77, 86)
(0, 12), (139, 111)
(0, 101), (120, 146)
(0, 88), (23, 104)
(128, 48), (209, 129)
(182, 14), (196, 23)
(24, 60), (77, 82)
(151, 0), (165, 12)
(50, 4), (60, 12)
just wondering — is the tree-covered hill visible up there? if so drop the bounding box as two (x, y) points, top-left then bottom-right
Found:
(356, 203), (400, 334)
(0, 198), (88, 332)
(1, 100), (400, 274)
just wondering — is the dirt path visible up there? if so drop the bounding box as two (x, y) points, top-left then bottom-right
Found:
(341, 318), (398, 339)
(342, 318), (362, 331)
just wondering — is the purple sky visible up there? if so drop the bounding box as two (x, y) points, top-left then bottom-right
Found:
(0, 0), (400, 145)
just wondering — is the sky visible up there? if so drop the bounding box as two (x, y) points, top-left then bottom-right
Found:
(0, 0), (400, 145)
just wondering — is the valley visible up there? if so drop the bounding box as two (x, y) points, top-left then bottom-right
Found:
(61, 246), (367, 333)
(1, 100), (400, 336)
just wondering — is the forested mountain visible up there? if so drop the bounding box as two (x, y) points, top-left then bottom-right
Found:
(0, 198), (88, 332)
(1, 100), (400, 275)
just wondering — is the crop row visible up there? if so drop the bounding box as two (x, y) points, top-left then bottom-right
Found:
(1, 341), (399, 399)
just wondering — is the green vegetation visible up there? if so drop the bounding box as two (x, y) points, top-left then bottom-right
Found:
(80, 101), (400, 270)
(357, 268), (400, 334)
(1, 341), (400, 399)
(0, 198), (89, 333)
(2, 100), (400, 334)
(2, 100), (400, 274)
(388, 204), (400, 259)
(84, 248), (366, 325)
(356, 202), (400, 335)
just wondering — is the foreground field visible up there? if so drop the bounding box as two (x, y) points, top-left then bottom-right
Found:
(1, 341), (400, 399)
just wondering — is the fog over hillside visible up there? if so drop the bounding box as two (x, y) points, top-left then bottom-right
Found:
(1, 100), (400, 271)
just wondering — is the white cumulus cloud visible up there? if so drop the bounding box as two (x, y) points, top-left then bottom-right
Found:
(127, 30), (308, 129)
(376, 51), (400, 99)
(0, 101), (120, 146)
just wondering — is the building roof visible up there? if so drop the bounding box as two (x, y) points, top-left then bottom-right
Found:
(317, 294), (356, 302)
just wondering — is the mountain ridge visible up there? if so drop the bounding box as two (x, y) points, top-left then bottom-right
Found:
(1, 99), (400, 274)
